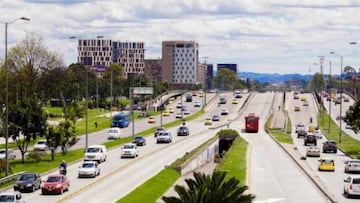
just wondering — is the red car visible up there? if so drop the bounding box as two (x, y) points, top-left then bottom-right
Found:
(41, 174), (70, 195)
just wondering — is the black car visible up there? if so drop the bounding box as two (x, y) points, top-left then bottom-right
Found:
(322, 140), (337, 153)
(297, 129), (307, 138)
(177, 126), (190, 136)
(14, 172), (42, 192)
(304, 133), (317, 146)
(132, 136), (146, 146)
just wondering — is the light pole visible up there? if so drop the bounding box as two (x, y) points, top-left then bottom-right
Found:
(329, 51), (343, 143)
(203, 56), (209, 107)
(4, 17), (30, 176)
(324, 59), (332, 133)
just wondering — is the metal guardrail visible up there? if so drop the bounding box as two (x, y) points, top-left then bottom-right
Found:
(0, 171), (25, 188)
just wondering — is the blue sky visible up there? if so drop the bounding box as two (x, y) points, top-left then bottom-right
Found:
(1, 0), (360, 74)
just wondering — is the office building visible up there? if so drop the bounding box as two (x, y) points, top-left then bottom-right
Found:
(77, 39), (145, 78)
(144, 59), (162, 82)
(161, 41), (199, 88)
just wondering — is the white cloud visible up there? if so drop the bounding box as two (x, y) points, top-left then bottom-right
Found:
(1, 0), (360, 74)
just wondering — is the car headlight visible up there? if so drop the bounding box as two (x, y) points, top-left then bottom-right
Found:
(56, 184), (62, 188)
(26, 183), (32, 187)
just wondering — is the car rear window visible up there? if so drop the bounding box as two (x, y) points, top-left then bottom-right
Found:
(353, 178), (360, 184)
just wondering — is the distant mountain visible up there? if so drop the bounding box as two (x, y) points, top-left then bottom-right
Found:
(238, 72), (312, 83)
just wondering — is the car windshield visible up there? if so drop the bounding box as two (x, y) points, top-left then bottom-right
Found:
(134, 136), (143, 140)
(179, 127), (187, 130)
(108, 129), (118, 133)
(86, 148), (100, 153)
(349, 160), (360, 164)
(159, 133), (169, 137)
(37, 141), (46, 145)
(123, 145), (134, 149)
(82, 163), (95, 168)
(19, 174), (34, 181)
(46, 176), (61, 182)
(0, 195), (15, 202)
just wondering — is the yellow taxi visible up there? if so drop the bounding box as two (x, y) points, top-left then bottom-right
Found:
(300, 96), (306, 101)
(318, 157), (335, 171)
(162, 110), (170, 116)
(204, 118), (212, 125)
(294, 105), (300, 111)
(232, 99), (238, 104)
(308, 125), (315, 132)
(198, 92), (204, 97)
(148, 116), (156, 123)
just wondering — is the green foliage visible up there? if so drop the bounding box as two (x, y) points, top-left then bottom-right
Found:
(27, 151), (46, 166)
(216, 136), (248, 183)
(317, 112), (360, 158)
(162, 171), (255, 203)
(344, 100), (360, 133)
(309, 72), (325, 92)
(216, 129), (239, 137)
(117, 168), (180, 203)
(213, 69), (244, 91)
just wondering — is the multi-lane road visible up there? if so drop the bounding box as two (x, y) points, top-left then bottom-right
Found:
(2, 91), (359, 202)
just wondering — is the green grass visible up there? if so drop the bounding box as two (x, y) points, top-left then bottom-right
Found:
(117, 129), (249, 203)
(215, 136), (248, 184)
(265, 113), (293, 144)
(317, 111), (360, 158)
(116, 167), (180, 203)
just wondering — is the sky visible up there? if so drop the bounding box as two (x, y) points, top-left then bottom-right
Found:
(1, 0), (360, 75)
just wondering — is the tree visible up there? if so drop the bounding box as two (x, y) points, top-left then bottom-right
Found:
(344, 101), (360, 133)
(213, 69), (241, 91)
(309, 72), (325, 93)
(162, 171), (255, 203)
(9, 99), (48, 163)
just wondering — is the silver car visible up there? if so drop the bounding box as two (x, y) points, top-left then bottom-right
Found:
(344, 159), (360, 173)
(156, 132), (172, 143)
(78, 161), (100, 178)
(306, 146), (320, 157)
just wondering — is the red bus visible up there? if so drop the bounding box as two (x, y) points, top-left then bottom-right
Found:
(245, 113), (259, 133)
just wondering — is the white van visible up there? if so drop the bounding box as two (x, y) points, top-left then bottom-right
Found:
(84, 145), (107, 163)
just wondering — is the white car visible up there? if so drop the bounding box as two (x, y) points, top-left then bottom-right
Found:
(78, 161), (100, 178)
(175, 113), (183, 119)
(156, 132), (172, 143)
(121, 143), (139, 158)
(194, 101), (201, 107)
(295, 123), (306, 133)
(344, 176), (360, 198)
(0, 149), (16, 160)
(344, 159), (360, 173)
(314, 129), (323, 139)
(220, 108), (228, 115)
(107, 127), (121, 139)
(84, 145), (107, 163)
(0, 191), (24, 203)
(183, 109), (190, 115)
(33, 140), (49, 151)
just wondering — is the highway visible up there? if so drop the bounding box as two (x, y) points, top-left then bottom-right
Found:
(239, 92), (330, 203)
(322, 93), (360, 141)
(8, 91), (240, 202)
(287, 91), (359, 203)
(3, 91), (358, 202)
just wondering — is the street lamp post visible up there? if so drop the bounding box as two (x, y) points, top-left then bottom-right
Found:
(329, 51), (343, 143)
(203, 56), (209, 107)
(325, 59), (332, 133)
(4, 17), (30, 176)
